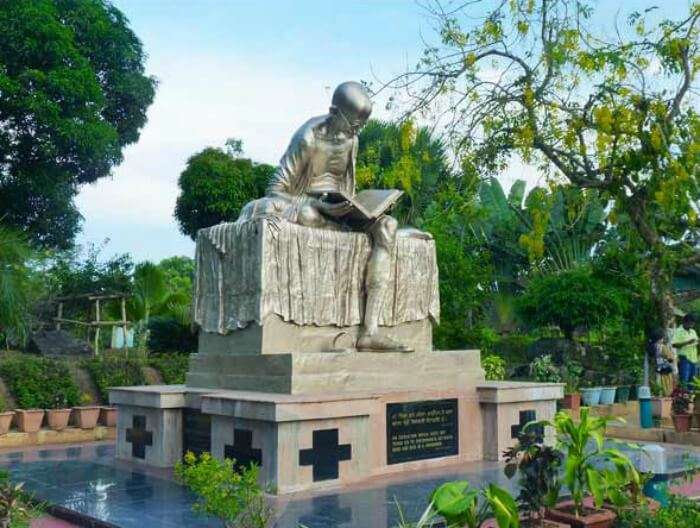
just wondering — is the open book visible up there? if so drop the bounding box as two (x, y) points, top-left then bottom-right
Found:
(307, 188), (404, 222)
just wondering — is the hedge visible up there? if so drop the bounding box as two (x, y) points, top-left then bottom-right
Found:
(82, 354), (147, 402)
(149, 353), (190, 385)
(0, 356), (80, 409)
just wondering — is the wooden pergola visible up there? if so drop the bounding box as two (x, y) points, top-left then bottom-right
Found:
(53, 293), (130, 356)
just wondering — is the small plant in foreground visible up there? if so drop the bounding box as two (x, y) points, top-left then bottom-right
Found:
(546, 408), (637, 517)
(431, 480), (519, 527)
(176, 451), (272, 528)
(504, 426), (562, 527)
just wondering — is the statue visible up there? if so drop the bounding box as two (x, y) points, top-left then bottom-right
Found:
(237, 81), (430, 352)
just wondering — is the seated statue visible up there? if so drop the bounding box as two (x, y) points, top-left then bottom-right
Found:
(237, 81), (430, 352)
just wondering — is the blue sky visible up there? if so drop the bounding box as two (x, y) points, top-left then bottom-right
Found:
(74, 0), (692, 263)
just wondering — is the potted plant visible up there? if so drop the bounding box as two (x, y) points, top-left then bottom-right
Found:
(100, 406), (117, 427)
(530, 355), (563, 384)
(544, 408), (632, 528)
(671, 386), (692, 433)
(46, 393), (72, 432)
(14, 408), (44, 433)
(580, 379), (602, 407)
(561, 362), (583, 412)
(0, 397), (13, 436)
(73, 393), (100, 429)
(504, 425), (567, 527)
(613, 373), (631, 404)
(431, 480), (520, 528)
(598, 375), (616, 406)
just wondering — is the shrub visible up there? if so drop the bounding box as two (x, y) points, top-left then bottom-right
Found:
(176, 451), (272, 528)
(149, 353), (190, 385)
(615, 494), (700, 528)
(529, 354), (562, 383)
(82, 353), (146, 402)
(481, 355), (506, 381)
(147, 316), (197, 354)
(517, 266), (629, 339)
(0, 356), (80, 409)
(671, 386), (692, 415)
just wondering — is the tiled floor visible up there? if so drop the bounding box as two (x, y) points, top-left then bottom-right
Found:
(2, 441), (699, 528)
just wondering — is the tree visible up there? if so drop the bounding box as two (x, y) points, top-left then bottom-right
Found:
(174, 141), (275, 239)
(0, 0), (156, 248)
(517, 266), (629, 340)
(0, 226), (36, 347)
(356, 120), (452, 225)
(390, 0), (699, 335)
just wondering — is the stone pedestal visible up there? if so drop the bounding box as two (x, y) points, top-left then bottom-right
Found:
(477, 381), (564, 461)
(110, 220), (563, 494)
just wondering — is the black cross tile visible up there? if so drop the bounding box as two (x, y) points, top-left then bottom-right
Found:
(125, 415), (153, 459)
(511, 409), (544, 442)
(299, 428), (351, 482)
(224, 429), (263, 471)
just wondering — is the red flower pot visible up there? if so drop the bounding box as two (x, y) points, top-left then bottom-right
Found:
(99, 407), (117, 427)
(546, 500), (616, 528)
(0, 412), (14, 435)
(562, 393), (581, 413)
(15, 409), (45, 433)
(672, 413), (691, 433)
(46, 409), (72, 431)
(73, 407), (100, 429)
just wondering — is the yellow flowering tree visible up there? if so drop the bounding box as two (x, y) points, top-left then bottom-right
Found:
(389, 0), (699, 331)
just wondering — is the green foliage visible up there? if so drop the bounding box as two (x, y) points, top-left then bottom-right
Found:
(529, 354), (562, 383)
(403, 0), (700, 334)
(0, 0), (156, 248)
(517, 266), (629, 339)
(615, 494), (700, 528)
(175, 142), (275, 239)
(481, 355), (506, 381)
(671, 386), (692, 415)
(175, 451), (272, 528)
(0, 480), (31, 528)
(503, 426), (562, 525)
(148, 353), (190, 385)
(430, 481), (520, 528)
(547, 408), (638, 516)
(562, 362), (583, 393)
(0, 356), (79, 409)
(0, 226), (37, 347)
(422, 181), (494, 349)
(82, 353), (146, 402)
(147, 317), (197, 354)
(357, 120), (450, 226)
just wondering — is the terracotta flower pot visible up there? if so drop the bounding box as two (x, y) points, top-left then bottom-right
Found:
(99, 407), (117, 427)
(73, 406), (100, 429)
(15, 409), (44, 433)
(562, 393), (581, 413)
(46, 408), (72, 431)
(0, 412), (14, 435)
(546, 500), (617, 528)
(483, 515), (569, 527)
(672, 413), (691, 433)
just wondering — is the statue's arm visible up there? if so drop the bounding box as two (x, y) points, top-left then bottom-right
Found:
(268, 133), (310, 199)
(346, 136), (358, 197)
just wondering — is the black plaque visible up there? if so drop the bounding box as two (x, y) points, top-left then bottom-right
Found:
(183, 409), (211, 457)
(386, 399), (458, 465)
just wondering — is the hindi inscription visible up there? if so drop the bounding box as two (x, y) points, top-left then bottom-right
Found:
(386, 399), (459, 465)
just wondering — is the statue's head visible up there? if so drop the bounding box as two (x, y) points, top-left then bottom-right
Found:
(330, 81), (372, 135)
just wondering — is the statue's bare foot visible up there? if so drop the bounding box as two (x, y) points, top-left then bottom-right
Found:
(356, 334), (412, 352)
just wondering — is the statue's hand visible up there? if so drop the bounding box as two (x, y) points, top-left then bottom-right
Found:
(314, 199), (353, 218)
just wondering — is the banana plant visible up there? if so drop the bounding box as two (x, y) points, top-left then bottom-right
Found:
(431, 480), (520, 528)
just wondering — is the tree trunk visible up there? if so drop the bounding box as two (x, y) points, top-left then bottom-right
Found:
(650, 261), (675, 340)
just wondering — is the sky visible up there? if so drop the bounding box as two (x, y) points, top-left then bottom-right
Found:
(74, 0), (691, 262)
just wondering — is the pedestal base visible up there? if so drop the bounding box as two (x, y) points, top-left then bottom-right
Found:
(110, 376), (563, 493)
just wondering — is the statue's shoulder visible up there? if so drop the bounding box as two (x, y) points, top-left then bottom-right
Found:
(290, 115), (329, 148)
